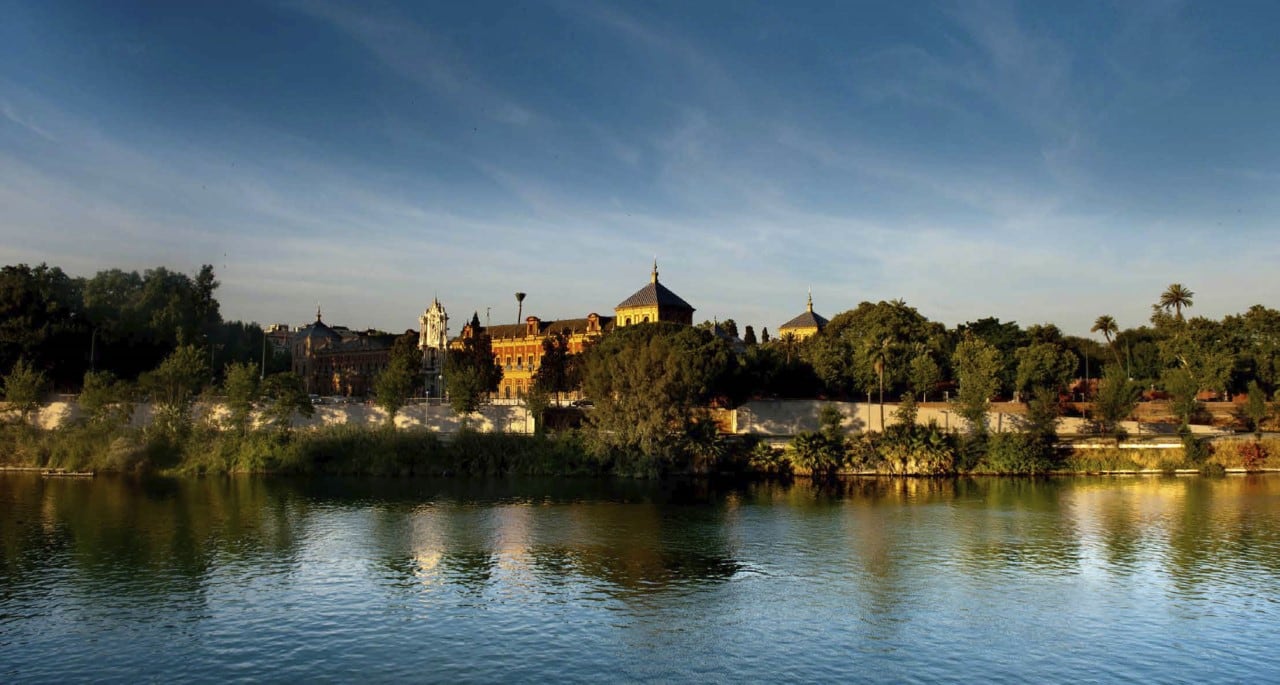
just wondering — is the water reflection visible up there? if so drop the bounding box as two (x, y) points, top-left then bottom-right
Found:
(4, 474), (1280, 682)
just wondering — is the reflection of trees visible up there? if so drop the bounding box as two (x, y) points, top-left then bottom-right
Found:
(0, 474), (308, 607)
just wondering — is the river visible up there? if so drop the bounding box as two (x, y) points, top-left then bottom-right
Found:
(2, 474), (1279, 683)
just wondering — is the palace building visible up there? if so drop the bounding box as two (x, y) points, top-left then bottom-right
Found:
(778, 291), (828, 341)
(613, 260), (695, 327)
(459, 311), (613, 399)
(454, 262), (696, 399)
(292, 308), (400, 396)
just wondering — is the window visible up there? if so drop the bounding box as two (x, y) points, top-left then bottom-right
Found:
(643, 315), (649, 323)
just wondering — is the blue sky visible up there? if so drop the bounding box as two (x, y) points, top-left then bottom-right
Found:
(2, 1), (1278, 337)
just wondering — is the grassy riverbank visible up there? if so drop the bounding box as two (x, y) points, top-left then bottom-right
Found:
(0, 422), (603, 477)
(3, 420), (1277, 478)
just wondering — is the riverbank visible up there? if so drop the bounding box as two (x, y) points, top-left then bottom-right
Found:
(2, 419), (1277, 478)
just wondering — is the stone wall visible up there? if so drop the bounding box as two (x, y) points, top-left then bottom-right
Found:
(5, 401), (533, 434)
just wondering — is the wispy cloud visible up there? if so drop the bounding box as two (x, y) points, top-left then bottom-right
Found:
(0, 101), (58, 142)
(284, 0), (536, 127)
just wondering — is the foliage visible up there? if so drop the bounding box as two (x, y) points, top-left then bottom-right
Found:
(1180, 426), (1211, 465)
(79, 370), (135, 427)
(1161, 367), (1201, 428)
(952, 334), (1001, 434)
(2, 358), (48, 423)
(1014, 341), (1077, 396)
(445, 332), (503, 415)
(742, 325), (758, 346)
(523, 382), (551, 436)
(805, 300), (947, 400)
(1023, 386), (1061, 443)
(1090, 317), (1121, 366)
(1092, 365), (1140, 439)
(374, 332), (421, 426)
(139, 345), (208, 438)
(532, 329), (577, 400)
(222, 362), (259, 434)
(1244, 381), (1268, 433)
(260, 372), (313, 432)
(1238, 440), (1269, 471)
(579, 323), (734, 471)
(980, 432), (1058, 475)
(908, 352), (941, 402)
(956, 317), (1028, 394)
(1159, 283), (1195, 320)
(787, 409), (847, 479)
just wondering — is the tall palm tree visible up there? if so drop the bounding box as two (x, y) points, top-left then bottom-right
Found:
(1159, 283), (1194, 320)
(1091, 315), (1122, 366)
(867, 337), (892, 431)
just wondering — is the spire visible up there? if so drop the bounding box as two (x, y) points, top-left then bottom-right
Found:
(316, 304), (322, 322)
(651, 257), (659, 284)
(807, 288), (813, 313)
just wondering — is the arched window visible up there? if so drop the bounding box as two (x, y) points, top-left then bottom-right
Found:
(625, 317), (631, 325)
(643, 315), (650, 323)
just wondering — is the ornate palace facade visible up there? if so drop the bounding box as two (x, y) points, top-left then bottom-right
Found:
(455, 262), (696, 399)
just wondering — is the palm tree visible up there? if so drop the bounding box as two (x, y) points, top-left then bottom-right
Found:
(867, 337), (892, 431)
(1091, 315), (1122, 367)
(1159, 284), (1194, 320)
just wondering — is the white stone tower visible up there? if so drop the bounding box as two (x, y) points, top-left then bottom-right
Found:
(418, 298), (449, 400)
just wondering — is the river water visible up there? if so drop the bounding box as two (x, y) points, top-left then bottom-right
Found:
(2, 474), (1279, 683)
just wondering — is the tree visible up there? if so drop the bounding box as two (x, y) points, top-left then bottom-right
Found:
(1244, 381), (1268, 434)
(1093, 366), (1140, 441)
(1161, 366), (1200, 429)
(374, 333), (421, 427)
(956, 317), (1028, 395)
(579, 323), (734, 471)
(1091, 315), (1122, 366)
(952, 335), (1001, 434)
(742, 325), (757, 347)
(1024, 386), (1061, 444)
(867, 336), (893, 430)
(787, 404), (846, 479)
(2, 358), (48, 424)
(79, 370), (134, 427)
(139, 345), (208, 436)
(260, 372), (313, 433)
(1014, 341), (1077, 397)
(760, 328), (770, 344)
(445, 333), (503, 415)
(1159, 283), (1194, 321)
(0, 264), (86, 388)
(222, 362), (259, 435)
(532, 330), (575, 403)
(909, 352), (941, 402)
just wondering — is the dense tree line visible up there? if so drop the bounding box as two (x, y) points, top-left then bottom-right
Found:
(0, 263), (289, 390)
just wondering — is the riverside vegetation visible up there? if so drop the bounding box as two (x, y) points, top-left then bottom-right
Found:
(3, 264), (1280, 477)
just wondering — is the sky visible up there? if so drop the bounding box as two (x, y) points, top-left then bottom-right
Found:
(2, 1), (1278, 338)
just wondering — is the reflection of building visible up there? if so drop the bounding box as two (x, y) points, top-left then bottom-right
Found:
(418, 298), (448, 399)
(778, 291), (828, 341)
(291, 308), (398, 396)
(460, 312), (613, 399)
(614, 261), (695, 327)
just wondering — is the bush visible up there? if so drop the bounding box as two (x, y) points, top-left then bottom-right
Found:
(979, 433), (1058, 475)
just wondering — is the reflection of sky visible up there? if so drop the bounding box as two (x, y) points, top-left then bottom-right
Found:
(6, 477), (1280, 681)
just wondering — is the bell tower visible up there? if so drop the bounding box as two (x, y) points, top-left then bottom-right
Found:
(419, 298), (449, 400)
